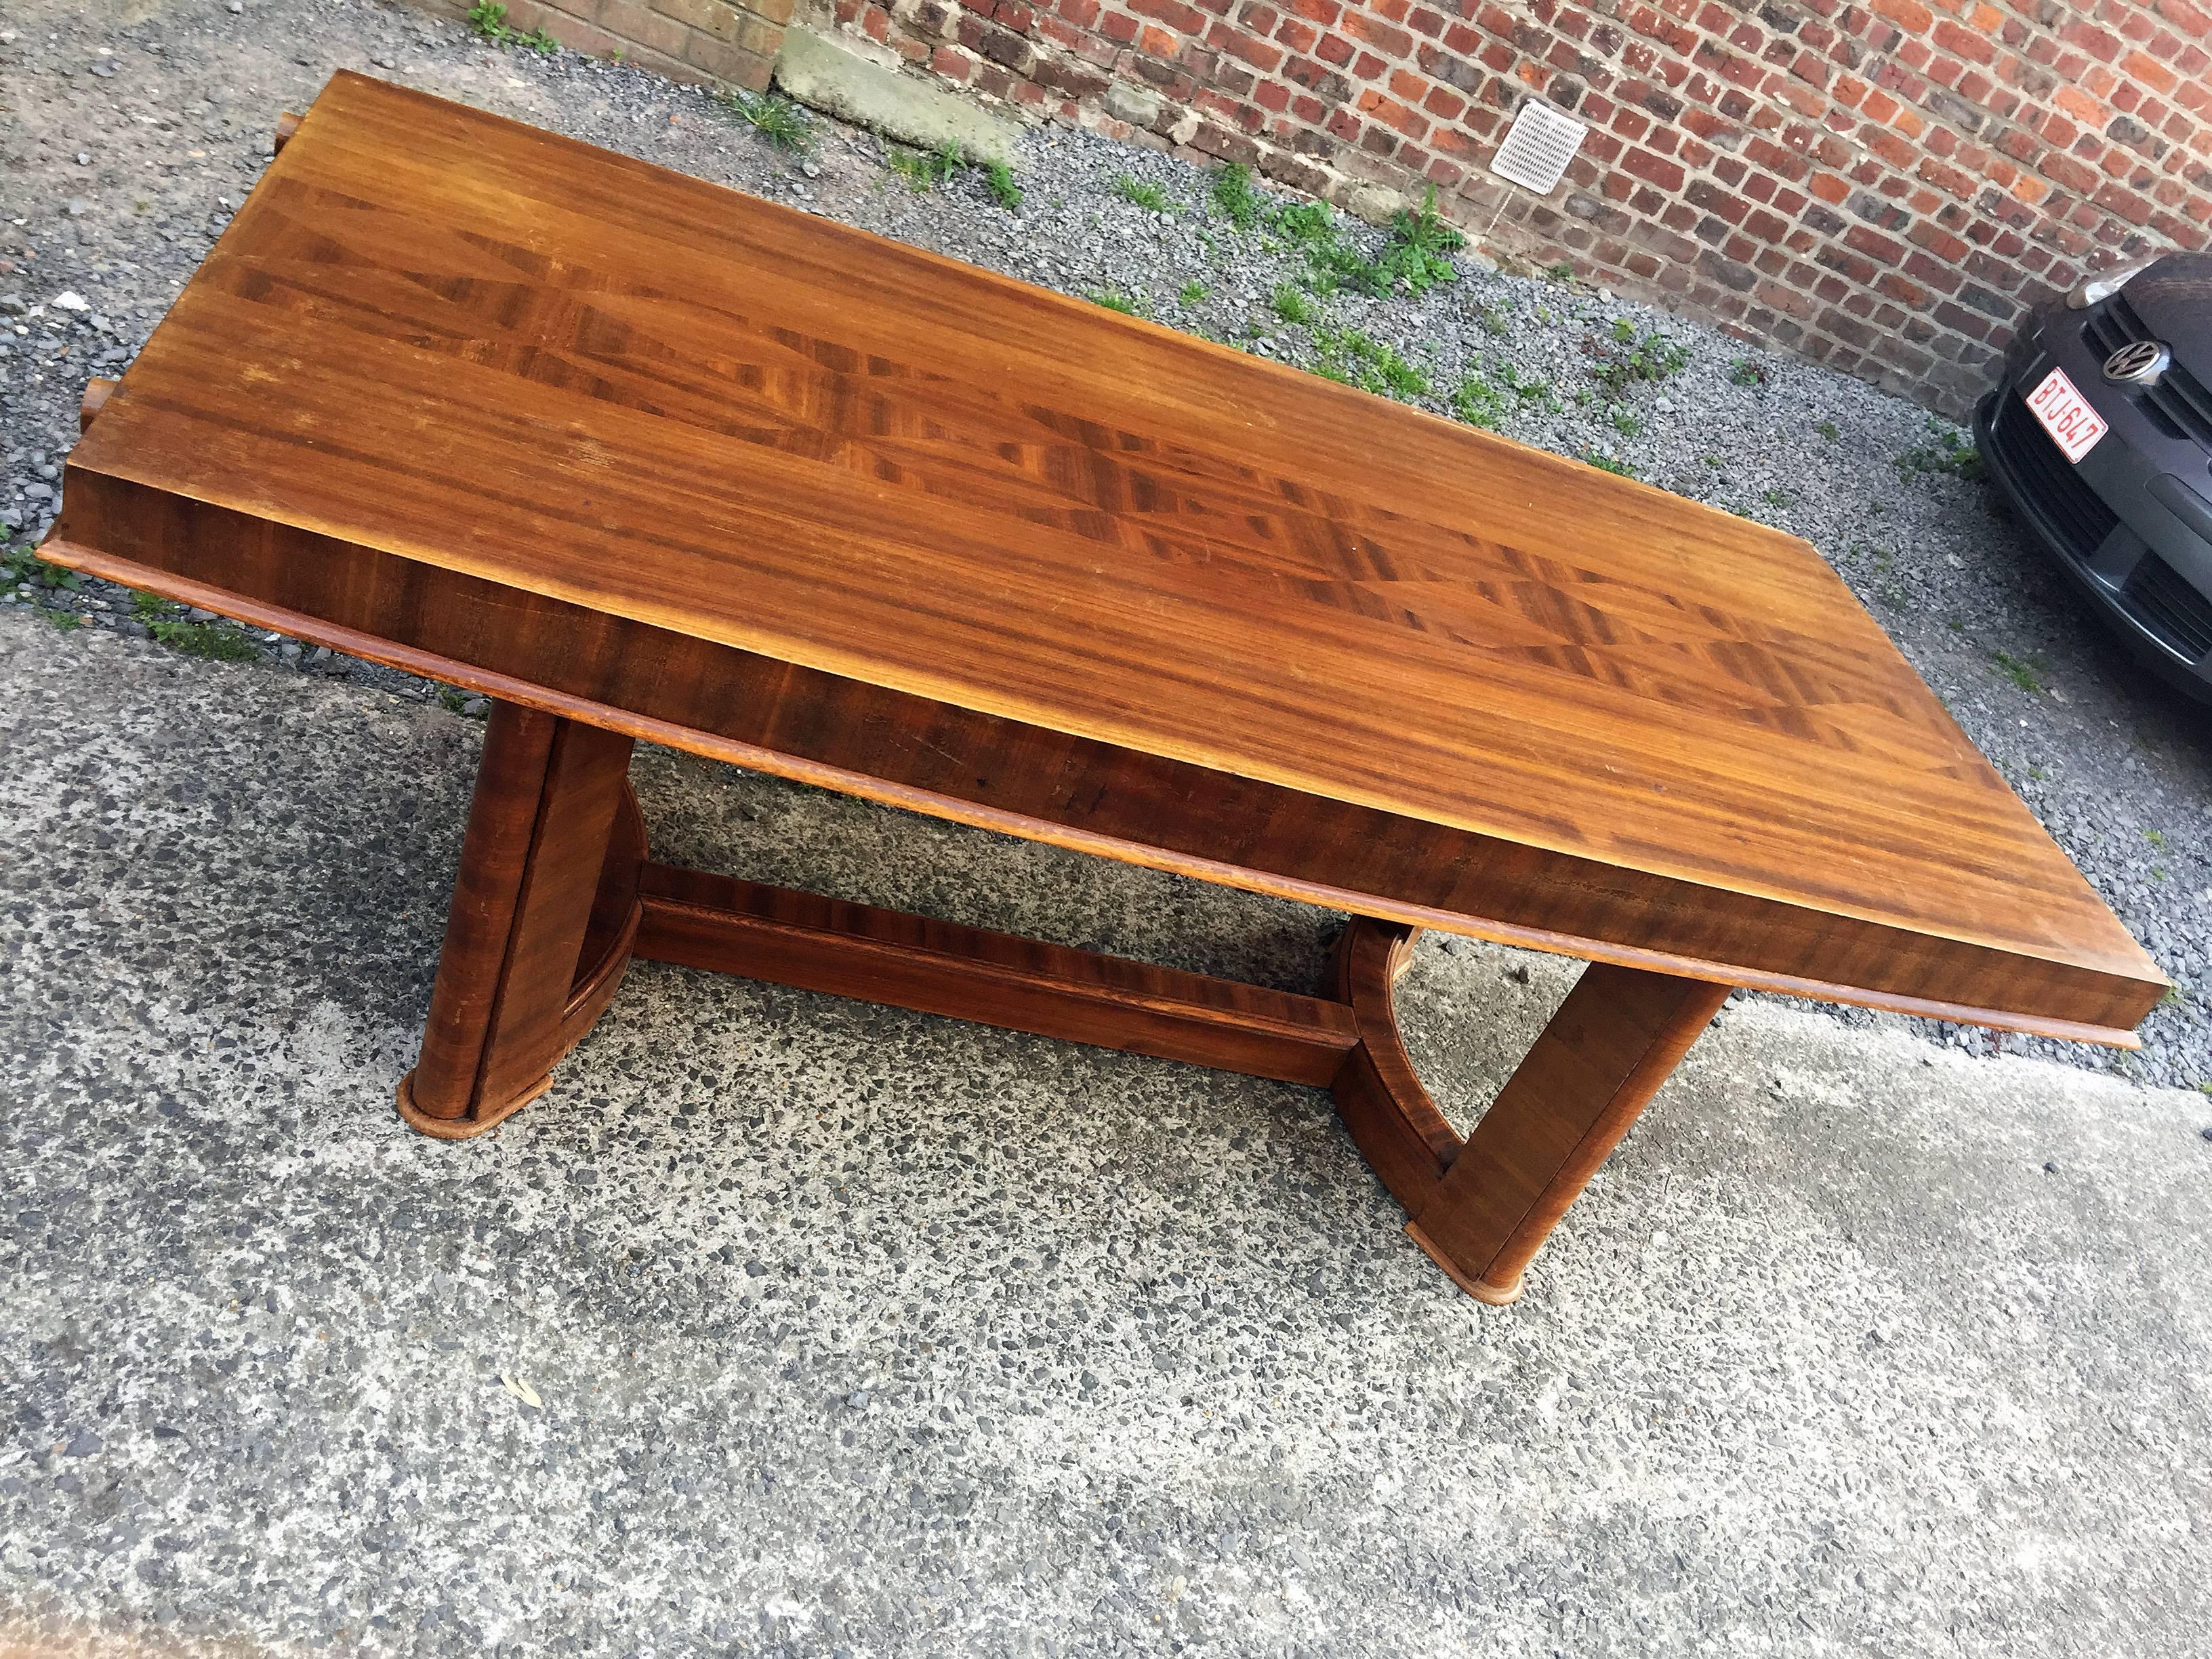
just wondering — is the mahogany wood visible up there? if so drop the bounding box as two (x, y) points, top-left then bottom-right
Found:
(391, 720), (1725, 1296)
(39, 76), (2176, 1301)
(1416, 957), (1729, 1302)
(634, 863), (1361, 1085)
(79, 379), (116, 433)
(41, 73), (2167, 1046)
(398, 703), (634, 1135)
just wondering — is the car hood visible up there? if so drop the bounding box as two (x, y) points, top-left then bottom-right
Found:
(2123, 254), (2212, 368)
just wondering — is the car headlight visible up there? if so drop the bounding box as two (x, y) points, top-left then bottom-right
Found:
(2067, 253), (2163, 310)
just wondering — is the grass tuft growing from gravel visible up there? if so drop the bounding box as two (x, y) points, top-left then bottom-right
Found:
(1084, 287), (1146, 316)
(982, 161), (1022, 211)
(1111, 175), (1175, 213)
(1208, 162), (1263, 230)
(466, 1), (557, 52)
(716, 89), (812, 152)
(886, 143), (964, 192)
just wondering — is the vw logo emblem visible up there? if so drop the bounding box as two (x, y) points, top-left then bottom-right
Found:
(2103, 340), (2171, 386)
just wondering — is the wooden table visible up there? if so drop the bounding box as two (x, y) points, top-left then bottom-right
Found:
(43, 74), (2166, 1305)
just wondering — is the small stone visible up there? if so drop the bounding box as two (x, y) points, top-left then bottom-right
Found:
(75, 152), (91, 167)
(846, 1389), (867, 1409)
(228, 0), (244, 11)
(800, 160), (821, 178)
(2200, 1126), (2212, 1143)
(66, 199), (87, 218)
(459, 696), (488, 717)
(2043, 1160), (2059, 1173)
(374, 55), (396, 70)
(51, 291), (89, 312)
(1597, 287), (1614, 301)
(64, 1430), (102, 1457)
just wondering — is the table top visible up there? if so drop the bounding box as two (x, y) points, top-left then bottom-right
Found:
(47, 73), (2167, 1043)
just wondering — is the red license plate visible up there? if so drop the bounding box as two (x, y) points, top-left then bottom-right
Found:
(2024, 367), (2108, 464)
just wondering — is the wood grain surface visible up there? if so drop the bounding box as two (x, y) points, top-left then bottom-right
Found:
(45, 72), (2168, 1042)
(634, 863), (1362, 1084)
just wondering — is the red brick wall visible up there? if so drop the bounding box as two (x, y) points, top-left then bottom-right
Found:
(419, 0), (790, 91)
(816, 0), (2212, 414)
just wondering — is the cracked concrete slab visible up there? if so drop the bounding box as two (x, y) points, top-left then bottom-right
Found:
(3, 609), (2211, 1655)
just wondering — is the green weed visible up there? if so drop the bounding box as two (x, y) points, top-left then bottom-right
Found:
(1729, 357), (1769, 387)
(466, 3), (556, 51)
(1179, 279), (1209, 306)
(1311, 326), (1428, 398)
(983, 160), (1023, 210)
(715, 89), (812, 152)
(3, 543), (79, 598)
(1589, 327), (1688, 396)
(1452, 376), (1504, 429)
(1896, 419), (1984, 483)
(151, 617), (258, 661)
(1113, 175), (1176, 213)
(1086, 287), (1145, 316)
(1364, 188), (1462, 297)
(887, 142), (962, 192)
(129, 590), (258, 660)
(1987, 649), (2045, 693)
(1271, 284), (1318, 326)
(1210, 162), (1263, 229)
(1586, 453), (1638, 477)
(1815, 419), (1840, 441)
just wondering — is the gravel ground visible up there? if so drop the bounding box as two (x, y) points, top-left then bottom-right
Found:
(2, 0), (2207, 1095)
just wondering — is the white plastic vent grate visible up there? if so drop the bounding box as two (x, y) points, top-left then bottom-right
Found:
(1488, 99), (1589, 195)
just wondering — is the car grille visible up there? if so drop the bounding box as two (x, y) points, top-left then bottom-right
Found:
(1988, 393), (2119, 560)
(2081, 293), (2212, 447)
(2121, 552), (2212, 663)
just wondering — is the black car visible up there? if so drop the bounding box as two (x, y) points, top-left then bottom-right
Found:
(1977, 251), (2212, 701)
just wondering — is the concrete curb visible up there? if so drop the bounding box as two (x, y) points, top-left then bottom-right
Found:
(774, 27), (1019, 166)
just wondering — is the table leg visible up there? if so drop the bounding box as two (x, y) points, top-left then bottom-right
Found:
(397, 701), (638, 1138)
(1330, 920), (1728, 1304)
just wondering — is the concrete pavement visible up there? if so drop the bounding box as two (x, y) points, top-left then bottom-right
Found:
(3, 610), (2211, 1656)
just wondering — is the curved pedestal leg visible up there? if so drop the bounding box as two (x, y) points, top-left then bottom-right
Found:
(397, 702), (642, 1139)
(1329, 919), (1729, 1305)
(390, 712), (1719, 1305)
